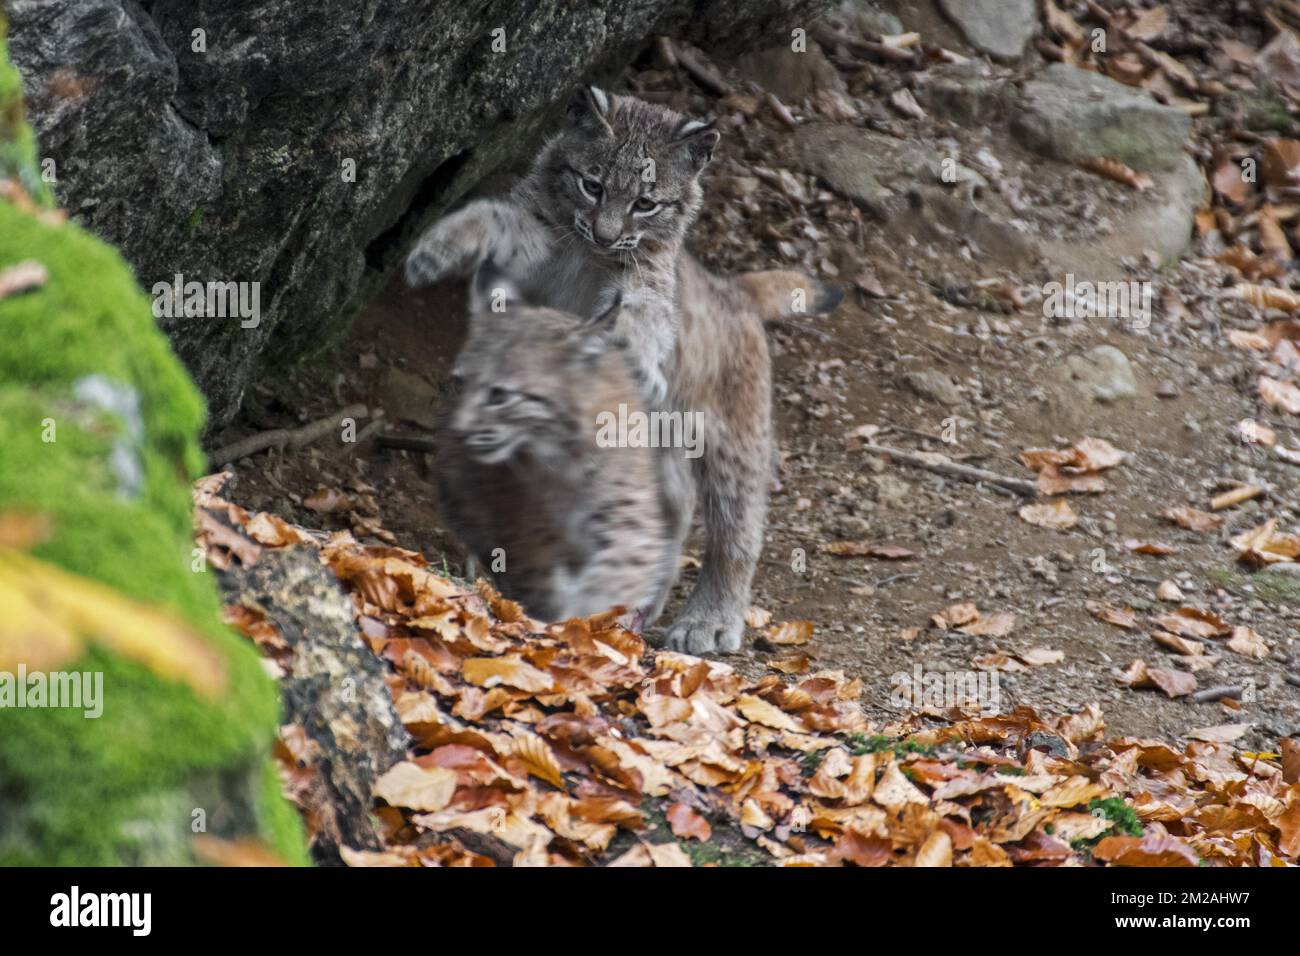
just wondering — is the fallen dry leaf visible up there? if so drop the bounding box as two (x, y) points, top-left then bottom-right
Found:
(374, 762), (457, 812)
(666, 802), (711, 842)
(1161, 507), (1223, 533)
(766, 620), (814, 646)
(1018, 500), (1078, 530)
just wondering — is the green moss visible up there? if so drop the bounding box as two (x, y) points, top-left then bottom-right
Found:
(635, 805), (766, 868)
(1206, 566), (1300, 605)
(184, 204), (204, 231)
(1242, 93), (1295, 133)
(845, 733), (939, 758)
(0, 21), (53, 206)
(1070, 797), (1144, 852)
(0, 45), (305, 863)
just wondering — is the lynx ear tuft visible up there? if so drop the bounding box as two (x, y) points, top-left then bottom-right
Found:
(469, 259), (520, 315)
(672, 118), (720, 170)
(566, 85), (615, 135)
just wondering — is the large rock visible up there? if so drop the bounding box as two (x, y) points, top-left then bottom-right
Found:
(6, 0), (828, 431)
(937, 0), (1037, 62)
(1064, 346), (1139, 403)
(734, 41), (846, 101)
(1011, 64), (1193, 173)
(0, 19), (304, 865)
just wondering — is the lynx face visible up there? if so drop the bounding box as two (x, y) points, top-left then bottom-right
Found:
(533, 87), (720, 257)
(446, 275), (618, 465)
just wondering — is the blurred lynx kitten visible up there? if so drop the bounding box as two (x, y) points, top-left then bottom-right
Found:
(408, 87), (841, 654)
(435, 265), (677, 626)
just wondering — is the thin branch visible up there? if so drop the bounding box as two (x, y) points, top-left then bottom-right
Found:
(208, 403), (369, 465)
(861, 443), (1039, 498)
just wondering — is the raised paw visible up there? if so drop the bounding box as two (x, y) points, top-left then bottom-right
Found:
(404, 235), (465, 287)
(663, 610), (744, 656)
(630, 363), (670, 408)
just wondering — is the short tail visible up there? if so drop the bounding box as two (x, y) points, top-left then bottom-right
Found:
(734, 269), (844, 321)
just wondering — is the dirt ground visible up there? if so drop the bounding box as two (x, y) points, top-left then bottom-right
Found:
(212, 19), (1300, 750)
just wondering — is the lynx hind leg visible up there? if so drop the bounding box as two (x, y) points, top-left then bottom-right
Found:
(404, 198), (551, 288)
(664, 427), (769, 656)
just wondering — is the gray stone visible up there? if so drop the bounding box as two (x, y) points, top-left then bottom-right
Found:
(1064, 345), (1138, 402)
(733, 41), (845, 101)
(1042, 154), (1206, 277)
(379, 367), (439, 429)
(1011, 64), (1193, 173)
(787, 122), (1035, 264)
(901, 369), (962, 405)
(7, 0), (828, 431)
(871, 474), (912, 507)
(917, 63), (1012, 125)
(789, 123), (932, 220)
(838, 1), (904, 37)
(937, 0), (1038, 62)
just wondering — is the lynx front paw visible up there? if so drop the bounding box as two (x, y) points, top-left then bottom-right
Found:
(663, 610), (744, 656)
(631, 363), (670, 408)
(404, 235), (468, 287)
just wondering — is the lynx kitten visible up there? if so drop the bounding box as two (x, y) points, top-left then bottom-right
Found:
(435, 264), (677, 625)
(408, 87), (841, 653)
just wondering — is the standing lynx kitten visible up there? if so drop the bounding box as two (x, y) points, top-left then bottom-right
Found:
(436, 265), (677, 625)
(408, 87), (840, 653)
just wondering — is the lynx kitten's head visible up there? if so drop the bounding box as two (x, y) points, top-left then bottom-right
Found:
(527, 86), (720, 256)
(447, 264), (626, 465)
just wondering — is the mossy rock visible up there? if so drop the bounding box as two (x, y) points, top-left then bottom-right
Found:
(0, 20), (305, 865)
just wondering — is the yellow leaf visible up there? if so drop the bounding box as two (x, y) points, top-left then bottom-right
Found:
(0, 549), (226, 697)
(461, 656), (554, 693)
(736, 694), (804, 732)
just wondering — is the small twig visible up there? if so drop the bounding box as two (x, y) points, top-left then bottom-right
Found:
(376, 434), (438, 454)
(861, 443), (1039, 498)
(1191, 685), (1243, 703)
(0, 260), (48, 300)
(764, 91), (797, 129)
(653, 35), (677, 70)
(344, 414), (388, 456)
(208, 403), (368, 465)
(668, 40), (731, 97)
(809, 23), (916, 64)
(876, 572), (921, 588)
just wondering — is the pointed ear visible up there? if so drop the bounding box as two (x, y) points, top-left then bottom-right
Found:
(672, 118), (720, 171)
(469, 259), (520, 315)
(566, 85), (614, 136)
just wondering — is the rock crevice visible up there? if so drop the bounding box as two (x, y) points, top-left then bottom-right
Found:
(8, 0), (827, 429)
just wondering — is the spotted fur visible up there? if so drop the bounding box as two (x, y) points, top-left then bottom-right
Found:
(435, 268), (677, 625)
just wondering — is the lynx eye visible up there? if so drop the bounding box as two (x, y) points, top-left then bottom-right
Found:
(484, 386), (514, 408)
(578, 175), (603, 201)
(632, 196), (659, 214)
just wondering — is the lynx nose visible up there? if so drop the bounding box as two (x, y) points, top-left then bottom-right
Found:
(591, 217), (620, 248)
